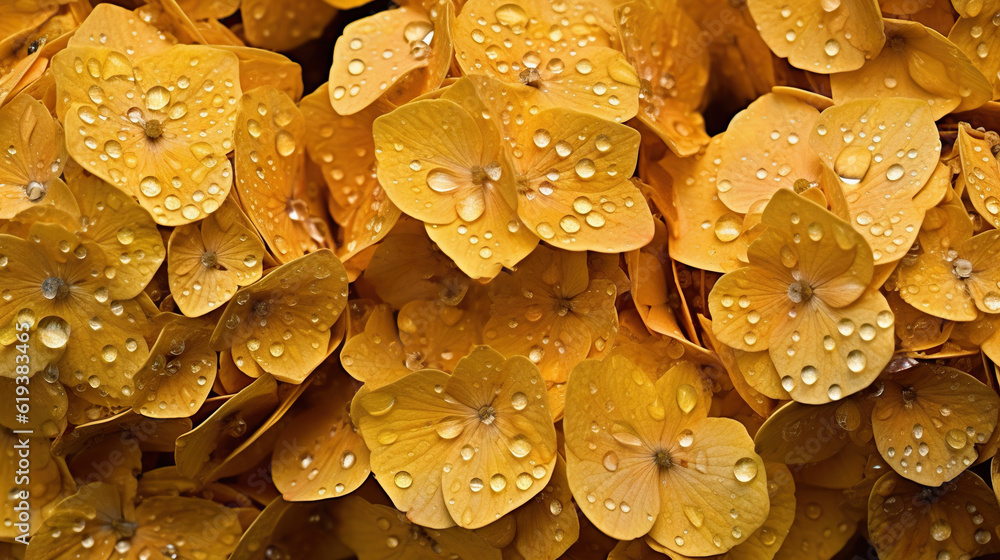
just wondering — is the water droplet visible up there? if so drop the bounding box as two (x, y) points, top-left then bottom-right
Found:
(394, 471), (413, 488)
(676, 384), (697, 413)
(603, 451), (619, 471)
(275, 130), (296, 156)
(733, 457), (758, 482)
(886, 164), (905, 181)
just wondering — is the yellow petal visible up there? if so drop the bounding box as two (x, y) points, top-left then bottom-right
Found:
(830, 19), (992, 119)
(132, 317), (216, 418)
(272, 368), (371, 500)
(810, 97), (942, 264)
(53, 44), (239, 225)
(773, 484), (861, 560)
(507, 106), (653, 253)
(240, 0), (337, 52)
(647, 135), (753, 273)
(957, 123), (1000, 229)
(175, 374), (279, 483)
(333, 496), (503, 559)
(211, 250), (348, 383)
(300, 83), (401, 261)
(452, 0), (638, 122)
(0, 93), (68, 219)
(354, 346), (557, 529)
(616, 0), (710, 156)
(872, 363), (999, 486)
(329, 3), (451, 115)
(747, 0), (885, 73)
(341, 304), (411, 388)
(715, 93), (823, 214)
(869, 471), (1000, 560)
(234, 87), (328, 263)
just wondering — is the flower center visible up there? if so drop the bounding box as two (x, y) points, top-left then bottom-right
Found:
(41, 276), (69, 300)
(555, 298), (573, 317)
(471, 162), (502, 187)
(478, 405), (496, 425)
(144, 119), (163, 139)
(953, 258), (973, 279)
(787, 280), (813, 303)
(201, 251), (218, 268)
(887, 34), (906, 52)
(519, 67), (541, 86)
(112, 519), (137, 538)
(654, 449), (673, 469)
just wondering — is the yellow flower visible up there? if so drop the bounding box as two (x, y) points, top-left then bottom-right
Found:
(709, 189), (895, 404)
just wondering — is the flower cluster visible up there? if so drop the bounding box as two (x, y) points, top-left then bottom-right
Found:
(2, 1), (1000, 560)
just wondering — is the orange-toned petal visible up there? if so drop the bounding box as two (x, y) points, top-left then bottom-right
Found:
(949, 3), (1000, 100)
(704, 321), (781, 417)
(25, 483), (127, 560)
(398, 298), (486, 372)
(174, 0), (240, 19)
(353, 346), (557, 529)
(616, 0), (710, 156)
(364, 217), (472, 308)
(329, 3), (451, 115)
(341, 304), (411, 387)
(715, 93), (823, 214)
(175, 374), (280, 483)
(211, 250), (348, 383)
(747, 0), (885, 73)
(887, 289), (953, 352)
(957, 123), (1000, 229)
(219, 45), (304, 102)
(564, 356), (665, 540)
(452, 0), (638, 122)
(0, 372), (67, 436)
(334, 496), (503, 559)
(646, 136), (753, 273)
(0, 431), (72, 539)
(810, 97), (941, 264)
(708, 266), (794, 353)
(733, 348), (789, 401)
(565, 355), (768, 554)
(502, 454), (580, 560)
(830, 19), (992, 119)
(240, 0), (337, 52)
(168, 199), (266, 317)
(424, 193), (539, 280)
(0, 93), (68, 219)
(896, 247), (979, 322)
(272, 369), (370, 500)
(643, 462), (796, 560)
(235, 87), (328, 263)
(373, 98), (508, 225)
(772, 484), (861, 560)
(230, 499), (352, 560)
(132, 317), (216, 418)
(868, 471), (1000, 560)
(754, 400), (853, 466)
(958, 229), (1000, 314)
(872, 364), (1000, 486)
(300, 84), (400, 261)
(53, 44), (239, 225)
